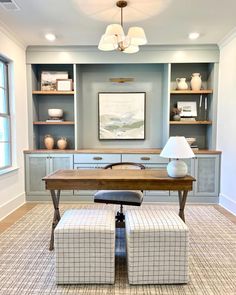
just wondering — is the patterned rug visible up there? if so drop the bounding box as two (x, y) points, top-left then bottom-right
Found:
(0, 203), (235, 295)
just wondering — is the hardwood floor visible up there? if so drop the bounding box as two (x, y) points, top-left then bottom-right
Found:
(0, 203), (235, 234)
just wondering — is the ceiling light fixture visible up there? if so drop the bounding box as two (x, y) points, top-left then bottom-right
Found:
(98, 0), (147, 54)
(45, 33), (56, 42)
(188, 32), (200, 40)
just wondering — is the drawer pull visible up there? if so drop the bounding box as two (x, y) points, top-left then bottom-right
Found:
(140, 157), (150, 161)
(93, 156), (103, 160)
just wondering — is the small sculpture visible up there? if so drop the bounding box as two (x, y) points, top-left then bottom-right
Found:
(57, 137), (67, 150)
(44, 134), (54, 149)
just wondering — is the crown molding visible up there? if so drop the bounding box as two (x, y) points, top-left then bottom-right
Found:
(218, 27), (236, 49)
(0, 21), (26, 50)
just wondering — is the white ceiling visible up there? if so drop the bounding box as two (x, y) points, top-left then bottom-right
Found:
(0, 0), (236, 47)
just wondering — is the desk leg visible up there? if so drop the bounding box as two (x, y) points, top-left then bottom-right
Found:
(49, 189), (61, 251)
(178, 190), (188, 222)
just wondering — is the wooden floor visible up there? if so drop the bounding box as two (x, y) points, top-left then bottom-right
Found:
(0, 203), (235, 234)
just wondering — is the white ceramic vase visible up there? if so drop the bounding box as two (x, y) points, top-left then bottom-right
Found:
(190, 73), (202, 91)
(57, 137), (67, 150)
(176, 78), (188, 90)
(44, 134), (54, 149)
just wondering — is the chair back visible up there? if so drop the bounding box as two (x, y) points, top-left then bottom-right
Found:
(104, 162), (145, 170)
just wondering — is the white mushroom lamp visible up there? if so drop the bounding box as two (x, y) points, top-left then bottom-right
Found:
(160, 136), (195, 177)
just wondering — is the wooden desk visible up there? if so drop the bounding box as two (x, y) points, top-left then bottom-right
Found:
(43, 169), (195, 250)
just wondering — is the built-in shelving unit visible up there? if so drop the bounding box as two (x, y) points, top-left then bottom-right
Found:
(30, 64), (75, 149)
(169, 63), (217, 149)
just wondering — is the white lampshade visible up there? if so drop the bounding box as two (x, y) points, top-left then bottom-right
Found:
(128, 27), (147, 45)
(98, 34), (118, 51)
(105, 24), (125, 38)
(160, 136), (195, 159)
(123, 45), (139, 54)
(160, 137), (195, 177)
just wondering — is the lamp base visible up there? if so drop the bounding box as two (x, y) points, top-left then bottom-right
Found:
(167, 159), (188, 178)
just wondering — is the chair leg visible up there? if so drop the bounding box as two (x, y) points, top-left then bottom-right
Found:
(116, 204), (125, 223)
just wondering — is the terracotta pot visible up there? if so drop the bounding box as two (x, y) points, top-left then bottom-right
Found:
(44, 135), (54, 149)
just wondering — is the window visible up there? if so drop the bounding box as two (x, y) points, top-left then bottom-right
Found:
(0, 58), (11, 170)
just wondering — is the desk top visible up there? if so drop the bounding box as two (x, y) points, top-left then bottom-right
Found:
(43, 169), (195, 191)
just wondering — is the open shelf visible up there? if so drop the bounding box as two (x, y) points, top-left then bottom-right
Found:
(170, 120), (212, 125)
(32, 90), (74, 95)
(170, 90), (213, 94)
(33, 121), (75, 125)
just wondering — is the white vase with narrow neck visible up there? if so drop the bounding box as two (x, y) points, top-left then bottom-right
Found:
(191, 73), (202, 91)
(176, 78), (188, 90)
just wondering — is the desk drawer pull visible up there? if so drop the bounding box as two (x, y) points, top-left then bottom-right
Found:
(140, 157), (150, 161)
(93, 156), (103, 160)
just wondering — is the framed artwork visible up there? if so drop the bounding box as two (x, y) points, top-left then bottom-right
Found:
(177, 101), (197, 117)
(98, 92), (146, 140)
(56, 79), (73, 91)
(41, 71), (68, 91)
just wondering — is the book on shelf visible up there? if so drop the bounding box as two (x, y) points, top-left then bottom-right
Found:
(46, 119), (64, 122)
(180, 117), (196, 121)
(191, 145), (199, 151)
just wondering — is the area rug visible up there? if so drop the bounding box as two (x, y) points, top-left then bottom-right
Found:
(0, 204), (235, 295)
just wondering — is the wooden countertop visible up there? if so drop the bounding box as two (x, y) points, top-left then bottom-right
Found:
(24, 148), (222, 155)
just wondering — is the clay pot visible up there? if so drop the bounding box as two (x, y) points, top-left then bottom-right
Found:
(57, 137), (67, 150)
(44, 135), (54, 149)
(190, 73), (202, 91)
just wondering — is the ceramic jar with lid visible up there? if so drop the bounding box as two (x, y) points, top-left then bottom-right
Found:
(44, 134), (54, 149)
(57, 137), (67, 150)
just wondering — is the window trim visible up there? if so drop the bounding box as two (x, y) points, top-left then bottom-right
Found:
(0, 57), (12, 171)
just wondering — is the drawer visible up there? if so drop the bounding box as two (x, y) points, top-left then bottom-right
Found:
(74, 153), (121, 164)
(122, 154), (169, 164)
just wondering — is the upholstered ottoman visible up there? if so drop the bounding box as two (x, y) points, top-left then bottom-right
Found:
(125, 210), (189, 285)
(55, 209), (115, 284)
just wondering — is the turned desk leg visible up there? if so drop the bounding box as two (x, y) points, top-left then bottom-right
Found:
(178, 190), (188, 222)
(49, 189), (61, 251)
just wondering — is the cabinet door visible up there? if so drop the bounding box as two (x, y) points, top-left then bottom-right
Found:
(25, 154), (50, 195)
(50, 154), (73, 195)
(194, 155), (220, 197)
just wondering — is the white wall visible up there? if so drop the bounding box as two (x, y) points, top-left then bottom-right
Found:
(218, 30), (236, 215)
(0, 26), (28, 220)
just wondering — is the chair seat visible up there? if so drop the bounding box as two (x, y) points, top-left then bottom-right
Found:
(94, 190), (143, 206)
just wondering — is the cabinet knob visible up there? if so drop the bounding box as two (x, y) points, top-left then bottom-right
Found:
(140, 157), (150, 161)
(93, 156), (103, 160)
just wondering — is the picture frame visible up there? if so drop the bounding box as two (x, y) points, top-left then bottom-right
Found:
(41, 71), (68, 91)
(177, 101), (197, 117)
(56, 79), (73, 91)
(98, 92), (146, 140)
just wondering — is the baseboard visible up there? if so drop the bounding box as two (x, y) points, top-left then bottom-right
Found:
(219, 193), (236, 216)
(0, 193), (26, 221)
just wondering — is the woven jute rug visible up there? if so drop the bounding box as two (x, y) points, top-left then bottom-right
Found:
(0, 203), (235, 295)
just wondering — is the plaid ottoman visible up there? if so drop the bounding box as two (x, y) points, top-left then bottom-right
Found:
(125, 210), (189, 285)
(55, 209), (115, 284)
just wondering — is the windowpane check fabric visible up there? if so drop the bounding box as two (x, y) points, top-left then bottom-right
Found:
(125, 210), (189, 285)
(55, 209), (115, 284)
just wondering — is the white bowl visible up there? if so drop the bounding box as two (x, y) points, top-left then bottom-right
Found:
(48, 109), (63, 118)
(186, 137), (196, 146)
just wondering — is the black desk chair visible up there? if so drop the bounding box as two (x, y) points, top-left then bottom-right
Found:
(94, 162), (145, 225)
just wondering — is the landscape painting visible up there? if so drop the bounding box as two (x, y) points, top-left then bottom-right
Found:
(98, 92), (145, 140)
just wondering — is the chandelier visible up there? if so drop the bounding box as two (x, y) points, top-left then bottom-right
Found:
(98, 0), (147, 54)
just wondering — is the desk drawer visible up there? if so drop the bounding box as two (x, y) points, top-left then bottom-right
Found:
(74, 153), (121, 164)
(122, 154), (168, 164)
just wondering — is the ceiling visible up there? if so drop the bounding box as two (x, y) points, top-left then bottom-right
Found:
(0, 0), (236, 47)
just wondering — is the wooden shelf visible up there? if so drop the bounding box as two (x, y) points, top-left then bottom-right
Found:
(33, 121), (75, 125)
(32, 90), (74, 95)
(170, 90), (213, 94)
(170, 120), (212, 125)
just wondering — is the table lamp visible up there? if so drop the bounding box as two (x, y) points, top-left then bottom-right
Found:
(160, 136), (195, 177)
